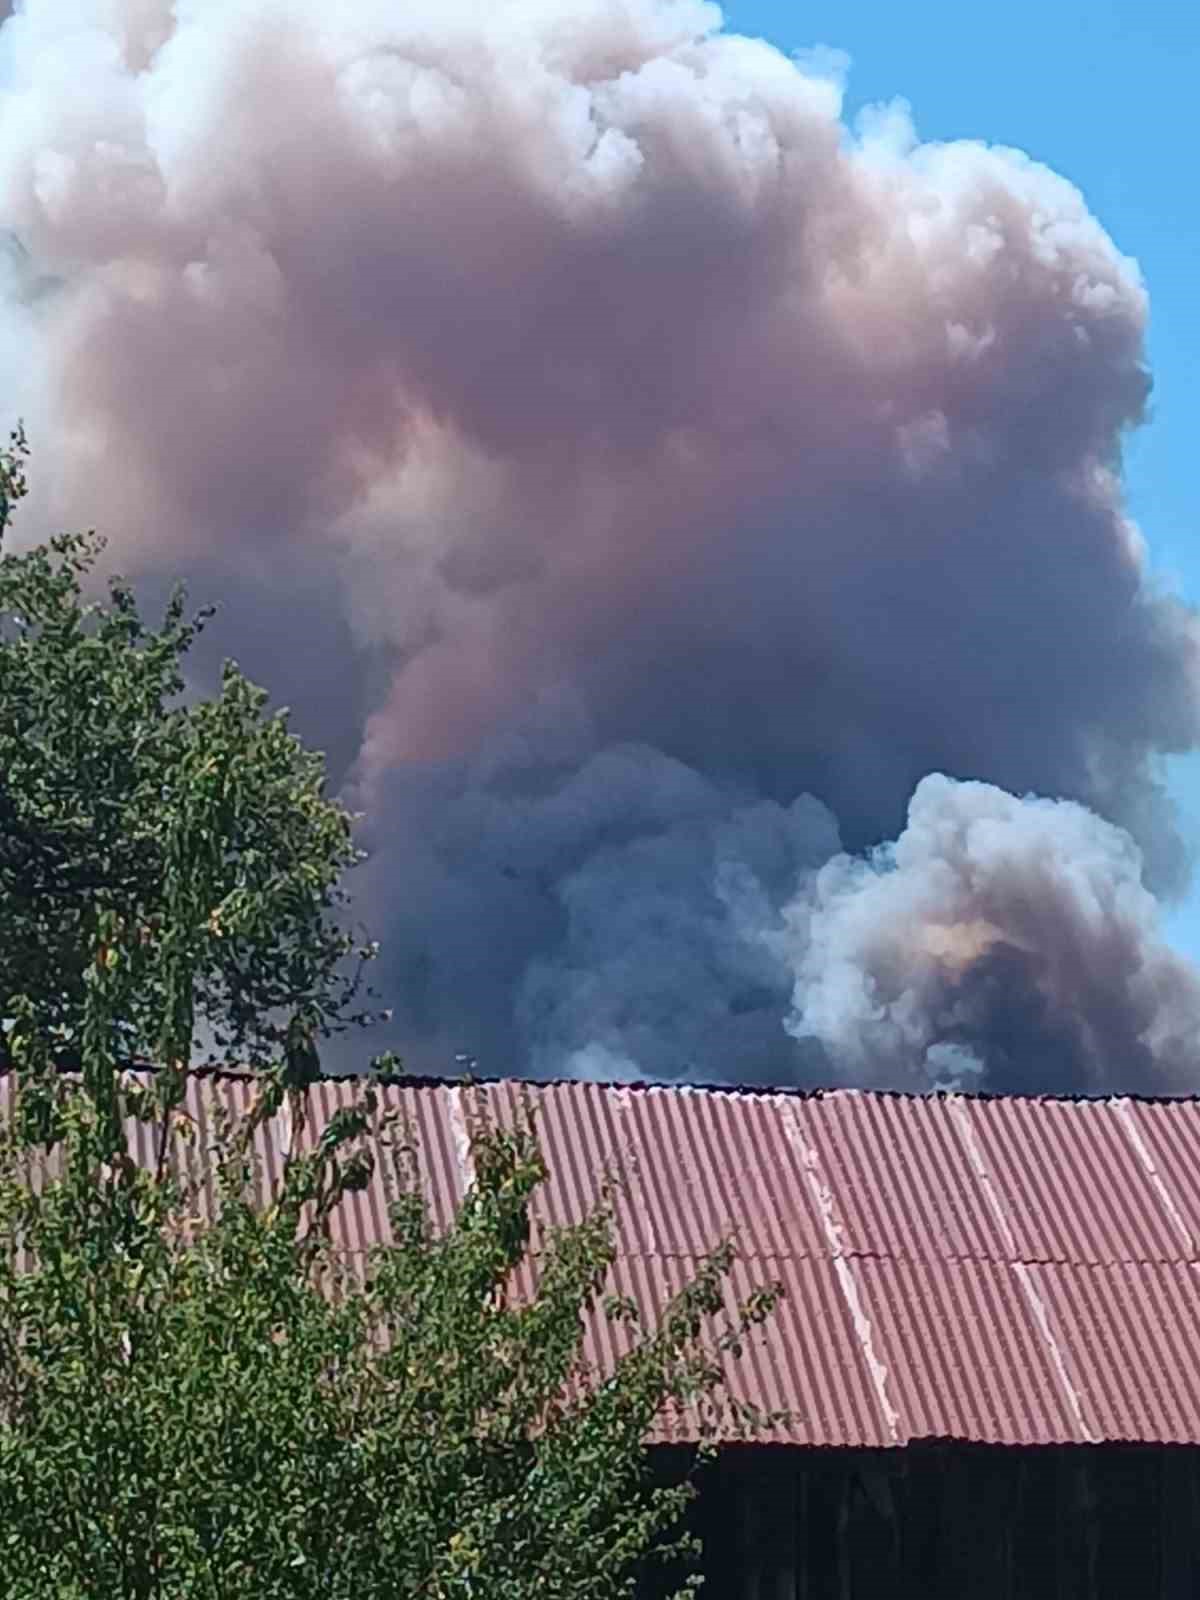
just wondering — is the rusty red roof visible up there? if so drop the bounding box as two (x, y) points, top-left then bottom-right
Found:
(13, 1071), (1200, 1447)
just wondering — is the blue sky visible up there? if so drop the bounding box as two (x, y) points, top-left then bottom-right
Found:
(724, 0), (1200, 956)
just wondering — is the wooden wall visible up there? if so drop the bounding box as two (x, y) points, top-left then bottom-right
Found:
(645, 1443), (1200, 1599)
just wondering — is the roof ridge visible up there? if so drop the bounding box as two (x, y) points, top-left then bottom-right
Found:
(14, 1063), (1200, 1107)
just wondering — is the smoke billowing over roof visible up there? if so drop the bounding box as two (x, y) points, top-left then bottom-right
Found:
(1, 0), (1198, 1091)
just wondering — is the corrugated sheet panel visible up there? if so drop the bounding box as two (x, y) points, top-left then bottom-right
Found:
(856, 1258), (1094, 1445)
(7, 1072), (1200, 1448)
(950, 1095), (1198, 1264)
(1029, 1262), (1200, 1443)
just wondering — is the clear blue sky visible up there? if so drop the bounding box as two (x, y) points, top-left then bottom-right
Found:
(725, 0), (1200, 957)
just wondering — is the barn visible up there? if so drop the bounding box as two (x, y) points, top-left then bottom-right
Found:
(45, 1070), (1200, 1595)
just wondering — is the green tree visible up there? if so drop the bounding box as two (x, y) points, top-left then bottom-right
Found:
(0, 439), (783, 1598)
(0, 424), (377, 1077)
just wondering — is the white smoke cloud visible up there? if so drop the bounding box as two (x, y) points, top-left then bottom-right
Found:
(783, 775), (1200, 1093)
(0, 0), (1197, 1089)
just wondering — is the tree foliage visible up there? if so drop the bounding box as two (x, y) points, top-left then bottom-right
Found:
(0, 424), (376, 1074)
(0, 440), (784, 1598)
(0, 1066), (781, 1600)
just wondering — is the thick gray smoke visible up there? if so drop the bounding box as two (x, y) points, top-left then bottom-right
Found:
(1, 0), (1198, 1091)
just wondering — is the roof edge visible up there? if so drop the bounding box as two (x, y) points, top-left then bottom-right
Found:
(14, 1062), (1197, 1108)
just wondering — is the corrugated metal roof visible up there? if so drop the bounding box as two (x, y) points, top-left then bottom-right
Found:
(8, 1071), (1200, 1447)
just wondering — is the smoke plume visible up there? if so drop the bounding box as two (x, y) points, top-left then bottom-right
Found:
(1, 0), (1198, 1091)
